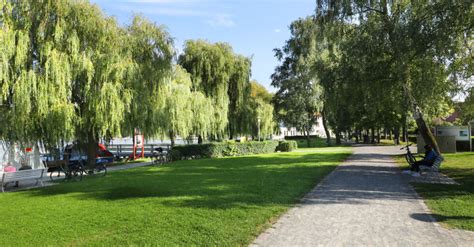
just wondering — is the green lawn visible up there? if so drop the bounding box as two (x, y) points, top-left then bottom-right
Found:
(378, 139), (412, 146)
(0, 147), (351, 246)
(399, 152), (474, 231)
(292, 137), (350, 148)
(109, 157), (153, 167)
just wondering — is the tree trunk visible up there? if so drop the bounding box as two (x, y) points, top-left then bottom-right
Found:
(198, 135), (203, 144)
(370, 128), (375, 143)
(402, 125), (407, 143)
(377, 129), (381, 144)
(186, 135), (193, 144)
(363, 130), (369, 143)
(335, 131), (341, 145)
(393, 127), (400, 145)
(321, 108), (331, 145)
(305, 128), (311, 147)
(169, 130), (175, 147)
(413, 106), (441, 154)
(229, 123), (234, 140)
(85, 135), (98, 170)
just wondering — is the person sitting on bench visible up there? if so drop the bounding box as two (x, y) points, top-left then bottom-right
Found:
(410, 144), (438, 177)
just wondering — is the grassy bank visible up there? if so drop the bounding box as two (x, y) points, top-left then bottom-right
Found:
(0, 147), (351, 245)
(398, 152), (474, 231)
(290, 137), (350, 148)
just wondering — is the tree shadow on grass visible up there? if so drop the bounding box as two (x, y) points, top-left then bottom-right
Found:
(21, 149), (469, 210)
(21, 150), (441, 210)
(23, 152), (349, 209)
(411, 213), (474, 223)
(22, 149), (463, 209)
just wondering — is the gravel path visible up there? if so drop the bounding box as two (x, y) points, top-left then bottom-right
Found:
(252, 145), (474, 246)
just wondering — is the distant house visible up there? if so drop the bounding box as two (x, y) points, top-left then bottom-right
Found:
(433, 110), (461, 125)
(445, 111), (460, 123)
(273, 118), (332, 139)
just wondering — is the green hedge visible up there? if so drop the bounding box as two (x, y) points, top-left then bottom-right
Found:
(276, 141), (298, 152)
(284, 135), (319, 140)
(172, 141), (279, 160)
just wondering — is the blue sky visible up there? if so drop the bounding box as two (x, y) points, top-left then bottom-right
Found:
(89, 0), (315, 91)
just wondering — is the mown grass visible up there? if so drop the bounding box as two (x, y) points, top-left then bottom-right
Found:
(0, 147), (351, 246)
(292, 137), (350, 148)
(397, 152), (474, 231)
(378, 139), (412, 146)
(109, 157), (152, 167)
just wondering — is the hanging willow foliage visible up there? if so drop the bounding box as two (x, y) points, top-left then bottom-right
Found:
(0, 1), (141, 158)
(179, 40), (256, 139)
(160, 65), (215, 145)
(179, 41), (231, 139)
(1, 0), (267, 154)
(124, 15), (174, 138)
(255, 99), (275, 139)
(228, 55), (252, 138)
(0, 0), (76, 146)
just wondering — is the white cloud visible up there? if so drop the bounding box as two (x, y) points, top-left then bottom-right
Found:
(206, 14), (236, 28)
(274, 29), (281, 33)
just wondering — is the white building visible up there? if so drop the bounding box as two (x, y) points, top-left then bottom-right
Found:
(273, 118), (332, 139)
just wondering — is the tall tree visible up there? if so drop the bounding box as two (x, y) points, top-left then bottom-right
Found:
(179, 40), (253, 140)
(227, 55), (252, 139)
(60, 1), (135, 167)
(314, 0), (474, 154)
(160, 65), (215, 147)
(460, 87), (474, 125)
(124, 15), (174, 139)
(247, 81), (275, 140)
(272, 17), (323, 146)
(0, 1), (176, 167)
(179, 40), (232, 139)
(250, 80), (273, 104)
(0, 0), (76, 148)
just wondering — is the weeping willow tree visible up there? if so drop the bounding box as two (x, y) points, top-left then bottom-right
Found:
(178, 40), (254, 140)
(228, 55), (252, 139)
(0, 0), (76, 149)
(0, 1), (172, 167)
(178, 40), (233, 139)
(239, 80), (275, 140)
(252, 99), (275, 140)
(124, 15), (174, 139)
(190, 91), (214, 142)
(161, 65), (214, 146)
(60, 1), (136, 167)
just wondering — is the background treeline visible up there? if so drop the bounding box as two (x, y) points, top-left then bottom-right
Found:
(272, 0), (473, 152)
(0, 0), (274, 165)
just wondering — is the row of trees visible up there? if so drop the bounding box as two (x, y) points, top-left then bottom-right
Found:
(0, 0), (274, 165)
(273, 0), (473, 152)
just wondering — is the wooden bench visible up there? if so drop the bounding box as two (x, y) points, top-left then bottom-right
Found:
(1, 169), (46, 192)
(419, 156), (444, 174)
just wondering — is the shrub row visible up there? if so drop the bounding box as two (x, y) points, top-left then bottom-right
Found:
(284, 135), (319, 140)
(171, 140), (296, 160)
(276, 140), (298, 152)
